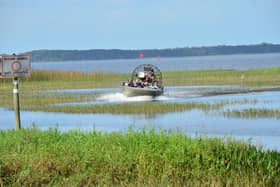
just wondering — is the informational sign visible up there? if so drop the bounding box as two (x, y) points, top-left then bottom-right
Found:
(0, 55), (31, 78)
(0, 54), (31, 130)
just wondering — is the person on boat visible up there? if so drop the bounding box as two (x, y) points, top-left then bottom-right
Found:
(128, 80), (133, 87)
(148, 81), (158, 89)
(133, 80), (141, 87)
(143, 81), (149, 87)
(122, 80), (129, 86)
(152, 82), (158, 89)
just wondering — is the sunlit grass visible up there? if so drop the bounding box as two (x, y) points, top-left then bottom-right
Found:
(163, 67), (280, 86)
(23, 102), (217, 114)
(223, 109), (280, 119)
(0, 91), (95, 109)
(23, 70), (128, 90)
(0, 70), (128, 90)
(1, 68), (280, 91)
(0, 128), (279, 186)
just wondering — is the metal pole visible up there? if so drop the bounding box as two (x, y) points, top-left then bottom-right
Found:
(13, 77), (21, 130)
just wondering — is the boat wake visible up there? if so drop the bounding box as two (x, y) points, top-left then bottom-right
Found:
(96, 88), (218, 104)
(51, 86), (280, 106)
(164, 90), (204, 98)
(96, 86), (280, 104)
(96, 92), (171, 103)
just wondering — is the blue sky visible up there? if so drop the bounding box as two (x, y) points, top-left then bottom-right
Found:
(0, 0), (279, 54)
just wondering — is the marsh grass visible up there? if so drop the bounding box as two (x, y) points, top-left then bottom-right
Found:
(22, 70), (128, 90)
(0, 70), (128, 90)
(163, 67), (280, 86)
(1, 68), (280, 91)
(23, 67), (280, 87)
(0, 128), (279, 186)
(1, 88), (277, 117)
(223, 109), (280, 119)
(24, 102), (217, 114)
(0, 90), (95, 109)
(21, 99), (259, 115)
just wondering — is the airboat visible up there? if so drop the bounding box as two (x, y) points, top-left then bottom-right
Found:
(122, 64), (164, 97)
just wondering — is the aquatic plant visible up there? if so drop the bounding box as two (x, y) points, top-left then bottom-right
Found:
(0, 128), (279, 186)
(1, 68), (280, 91)
(223, 109), (280, 119)
(163, 67), (280, 86)
(0, 88), (278, 117)
(22, 102), (217, 114)
(0, 90), (95, 109)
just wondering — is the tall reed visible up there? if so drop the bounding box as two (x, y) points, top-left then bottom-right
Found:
(0, 128), (279, 186)
(223, 109), (280, 119)
(1, 68), (280, 90)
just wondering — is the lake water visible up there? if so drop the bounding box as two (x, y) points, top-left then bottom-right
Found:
(1, 86), (280, 152)
(32, 53), (280, 73)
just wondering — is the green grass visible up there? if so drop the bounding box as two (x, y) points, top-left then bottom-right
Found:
(23, 70), (128, 90)
(0, 128), (279, 186)
(223, 109), (280, 119)
(163, 67), (280, 86)
(23, 102), (217, 114)
(0, 91), (259, 115)
(0, 90), (95, 109)
(1, 67), (280, 91)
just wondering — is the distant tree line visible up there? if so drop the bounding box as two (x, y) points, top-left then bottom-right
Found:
(20, 43), (280, 62)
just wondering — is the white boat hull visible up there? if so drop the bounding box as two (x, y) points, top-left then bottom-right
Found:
(123, 86), (164, 97)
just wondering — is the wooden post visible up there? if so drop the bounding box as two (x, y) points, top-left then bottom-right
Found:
(13, 77), (21, 130)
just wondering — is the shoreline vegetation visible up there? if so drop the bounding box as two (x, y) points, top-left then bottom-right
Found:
(1, 67), (280, 89)
(0, 68), (280, 117)
(0, 128), (279, 186)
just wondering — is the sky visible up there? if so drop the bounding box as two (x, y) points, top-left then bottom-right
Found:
(0, 0), (280, 54)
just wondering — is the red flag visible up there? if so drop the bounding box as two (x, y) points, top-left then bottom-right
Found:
(139, 53), (144, 59)
(157, 56), (161, 62)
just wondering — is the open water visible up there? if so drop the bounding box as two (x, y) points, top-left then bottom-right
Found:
(32, 53), (280, 73)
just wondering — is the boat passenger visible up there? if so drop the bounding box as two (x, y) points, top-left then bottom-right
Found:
(122, 80), (129, 86)
(128, 80), (134, 87)
(142, 80), (148, 87)
(133, 80), (140, 87)
(152, 82), (158, 89)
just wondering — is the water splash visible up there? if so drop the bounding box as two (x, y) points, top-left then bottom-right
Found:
(96, 92), (171, 103)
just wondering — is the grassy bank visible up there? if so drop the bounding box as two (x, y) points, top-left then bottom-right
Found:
(0, 71), (127, 90)
(29, 67), (280, 87)
(223, 109), (280, 119)
(1, 67), (280, 90)
(0, 128), (279, 186)
(165, 67), (280, 86)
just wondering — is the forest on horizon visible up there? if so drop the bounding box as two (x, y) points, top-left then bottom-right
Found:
(18, 43), (280, 62)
